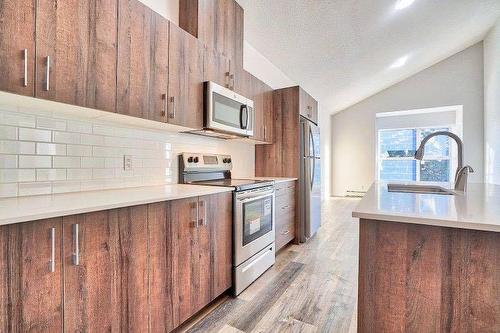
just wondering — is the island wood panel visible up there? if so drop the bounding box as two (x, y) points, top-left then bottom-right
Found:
(358, 219), (500, 333)
(63, 206), (149, 332)
(0, 0), (36, 96)
(206, 192), (233, 298)
(148, 201), (176, 332)
(117, 0), (153, 119)
(167, 23), (204, 129)
(0, 218), (63, 332)
(35, 0), (117, 111)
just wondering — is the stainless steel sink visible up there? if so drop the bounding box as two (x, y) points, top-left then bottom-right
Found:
(387, 183), (455, 195)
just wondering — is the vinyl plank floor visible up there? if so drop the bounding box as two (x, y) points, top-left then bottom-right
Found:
(178, 198), (360, 333)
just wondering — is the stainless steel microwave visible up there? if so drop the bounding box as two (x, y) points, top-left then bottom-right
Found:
(203, 81), (254, 137)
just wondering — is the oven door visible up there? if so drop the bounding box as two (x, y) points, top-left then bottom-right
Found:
(234, 187), (275, 266)
(205, 81), (254, 137)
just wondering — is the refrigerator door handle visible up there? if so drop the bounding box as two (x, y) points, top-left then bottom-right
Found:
(310, 157), (314, 190)
(310, 128), (315, 158)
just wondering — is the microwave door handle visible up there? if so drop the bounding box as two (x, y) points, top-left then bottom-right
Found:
(240, 105), (248, 129)
(240, 106), (245, 129)
(246, 107), (250, 130)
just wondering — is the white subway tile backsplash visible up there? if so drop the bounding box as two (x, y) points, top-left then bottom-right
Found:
(67, 144), (92, 156)
(67, 169), (92, 180)
(0, 154), (17, 168)
(0, 183), (18, 197)
(53, 131), (81, 144)
(67, 120), (92, 134)
(36, 169), (66, 181)
(92, 168), (115, 179)
(53, 156), (81, 168)
(18, 182), (52, 196)
(0, 105), (254, 198)
(19, 128), (52, 142)
(36, 142), (67, 155)
(0, 140), (35, 154)
(36, 117), (67, 131)
(82, 157), (105, 168)
(0, 111), (36, 127)
(81, 134), (105, 145)
(19, 155), (52, 168)
(0, 125), (18, 140)
(0, 169), (35, 182)
(52, 181), (81, 194)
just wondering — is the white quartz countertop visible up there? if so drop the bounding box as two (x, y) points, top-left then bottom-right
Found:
(250, 177), (297, 184)
(352, 182), (500, 233)
(0, 184), (233, 226)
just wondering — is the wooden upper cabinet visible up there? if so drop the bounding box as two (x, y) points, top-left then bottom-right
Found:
(180, 0), (244, 65)
(35, 0), (118, 112)
(62, 206), (149, 332)
(249, 74), (274, 144)
(167, 24), (204, 129)
(149, 13), (170, 123)
(0, 218), (63, 332)
(117, 0), (153, 119)
(0, 1), (36, 96)
(262, 84), (275, 143)
(204, 47), (231, 89)
(299, 88), (318, 124)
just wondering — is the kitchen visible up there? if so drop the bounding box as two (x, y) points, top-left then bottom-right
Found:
(0, 0), (500, 332)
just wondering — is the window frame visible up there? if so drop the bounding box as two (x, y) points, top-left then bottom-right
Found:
(376, 126), (455, 182)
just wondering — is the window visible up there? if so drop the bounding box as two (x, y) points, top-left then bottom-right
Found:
(378, 127), (451, 182)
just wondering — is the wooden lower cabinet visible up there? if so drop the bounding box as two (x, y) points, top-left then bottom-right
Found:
(0, 218), (63, 332)
(0, 192), (232, 332)
(62, 206), (149, 332)
(275, 181), (297, 250)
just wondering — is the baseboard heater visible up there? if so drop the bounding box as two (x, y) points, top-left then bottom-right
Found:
(345, 190), (366, 198)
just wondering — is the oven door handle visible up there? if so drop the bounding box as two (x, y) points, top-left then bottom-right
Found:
(237, 191), (274, 203)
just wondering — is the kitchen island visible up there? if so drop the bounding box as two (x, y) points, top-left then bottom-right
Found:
(353, 182), (500, 333)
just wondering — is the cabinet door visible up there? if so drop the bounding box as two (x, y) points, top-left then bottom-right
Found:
(148, 202), (175, 332)
(117, 0), (153, 119)
(0, 1), (36, 96)
(204, 47), (231, 89)
(169, 197), (206, 324)
(262, 84), (274, 143)
(204, 192), (233, 298)
(149, 13), (170, 122)
(168, 24), (204, 129)
(35, 0), (117, 112)
(63, 206), (149, 332)
(0, 218), (63, 332)
(251, 75), (265, 142)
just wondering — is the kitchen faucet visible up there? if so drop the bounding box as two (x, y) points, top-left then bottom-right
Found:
(414, 131), (473, 192)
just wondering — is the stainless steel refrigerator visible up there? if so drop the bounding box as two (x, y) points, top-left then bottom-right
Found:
(299, 116), (321, 242)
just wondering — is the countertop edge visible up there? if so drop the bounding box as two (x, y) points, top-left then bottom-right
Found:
(352, 211), (500, 233)
(0, 185), (233, 226)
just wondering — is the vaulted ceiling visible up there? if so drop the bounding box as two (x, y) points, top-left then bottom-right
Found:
(236, 0), (500, 114)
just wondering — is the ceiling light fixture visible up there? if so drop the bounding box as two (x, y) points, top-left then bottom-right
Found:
(394, 0), (415, 10)
(390, 55), (409, 69)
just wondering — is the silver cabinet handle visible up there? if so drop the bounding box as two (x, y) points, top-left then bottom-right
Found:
(23, 49), (28, 87)
(44, 56), (50, 91)
(191, 201), (198, 228)
(198, 200), (207, 226)
(281, 205), (289, 210)
(49, 227), (56, 273)
(168, 96), (176, 119)
(282, 230), (290, 235)
(229, 73), (235, 90)
(161, 93), (167, 117)
(226, 71), (231, 88)
(263, 126), (267, 140)
(72, 224), (80, 266)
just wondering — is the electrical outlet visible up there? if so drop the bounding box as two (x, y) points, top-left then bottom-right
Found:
(123, 155), (132, 171)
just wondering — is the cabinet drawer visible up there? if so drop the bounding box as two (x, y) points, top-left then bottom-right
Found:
(276, 195), (295, 215)
(276, 216), (295, 250)
(274, 181), (296, 197)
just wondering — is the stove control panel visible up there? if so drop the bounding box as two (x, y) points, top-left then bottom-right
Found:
(181, 153), (232, 171)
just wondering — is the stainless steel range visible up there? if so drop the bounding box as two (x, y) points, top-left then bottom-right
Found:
(179, 153), (275, 295)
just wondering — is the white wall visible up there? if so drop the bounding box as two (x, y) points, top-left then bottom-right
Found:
(331, 42), (485, 196)
(484, 19), (500, 185)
